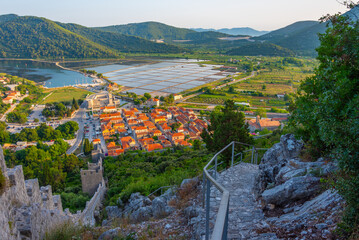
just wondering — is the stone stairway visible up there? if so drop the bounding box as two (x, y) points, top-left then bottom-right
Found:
(209, 162), (277, 240)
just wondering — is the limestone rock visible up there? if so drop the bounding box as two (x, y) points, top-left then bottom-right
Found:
(152, 196), (174, 219)
(184, 206), (202, 219)
(130, 206), (152, 222)
(105, 206), (122, 219)
(125, 193), (151, 213)
(262, 176), (321, 206)
(180, 177), (198, 188)
(98, 227), (122, 240)
(259, 134), (303, 189)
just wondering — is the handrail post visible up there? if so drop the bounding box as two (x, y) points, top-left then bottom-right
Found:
(214, 156), (217, 180)
(231, 142), (234, 167)
(251, 146), (254, 164)
(222, 201), (229, 240)
(205, 178), (211, 240)
(203, 172), (206, 207)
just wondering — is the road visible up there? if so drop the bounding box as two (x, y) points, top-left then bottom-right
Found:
(0, 94), (29, 122)
(66, 101), (87, 154)
(216, 70), (256, 89)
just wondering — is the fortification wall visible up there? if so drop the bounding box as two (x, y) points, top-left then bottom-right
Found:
(81, 158), (104, 196)
(0, 146), (70, 240)
(75, 178), (106, 226)
(0, 145), (107, 238)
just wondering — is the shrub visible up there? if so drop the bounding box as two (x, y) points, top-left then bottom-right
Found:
(0, 168), (7, 195)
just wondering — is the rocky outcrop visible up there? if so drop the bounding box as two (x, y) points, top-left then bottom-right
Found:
(262, 176), (321, 206)
(266, 190), (343, 239)
(105, 187), (176, 224)
(257, 134), (343, 238)
(259, 134), (303, 190)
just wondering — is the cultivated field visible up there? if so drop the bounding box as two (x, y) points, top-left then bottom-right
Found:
(42, 87), (92, 104)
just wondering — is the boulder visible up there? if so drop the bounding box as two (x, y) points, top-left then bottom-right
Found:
(184, 206), (202, 219)
(259, 134), (303, 189)
(180, 177), (198, 188)
(116, 197), (124, 207)
(262, 176), (321, 206)
(152, 196), (174, 218)
(266, 190), (344, 236)
(130, 206), (152, 222)
(98, 227), (121, 240)
(161, 187), (176, 202)
(105, 206), (122, 219)
(125, 193), (151, 213)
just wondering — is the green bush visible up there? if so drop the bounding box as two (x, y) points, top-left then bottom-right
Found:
(0, 168), (7, 195)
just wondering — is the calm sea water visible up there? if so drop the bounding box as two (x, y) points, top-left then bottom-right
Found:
(0, 60), (95, 88)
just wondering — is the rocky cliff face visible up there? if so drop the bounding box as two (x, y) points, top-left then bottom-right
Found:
(0, 146), (71, 240)
(258, 134), (343, 239)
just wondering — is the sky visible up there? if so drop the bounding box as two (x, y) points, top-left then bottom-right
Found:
(0, 0), (349, 31)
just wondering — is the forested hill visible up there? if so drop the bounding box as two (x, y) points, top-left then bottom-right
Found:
(95, 21), (229, 42)
(0, 15), (184, 59)
(253, 21), (326, 56)
(226, 43), (295, 57)
(191, 27), (269, 37)
(57, 22), (185, 54)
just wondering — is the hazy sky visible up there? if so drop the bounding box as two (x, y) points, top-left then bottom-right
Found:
(1, 0), (349, 30)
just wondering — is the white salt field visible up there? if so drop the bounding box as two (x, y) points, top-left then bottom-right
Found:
(90, 60), (227, 96)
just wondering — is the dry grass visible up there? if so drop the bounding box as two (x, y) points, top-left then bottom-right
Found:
(169, 179), (200, 210)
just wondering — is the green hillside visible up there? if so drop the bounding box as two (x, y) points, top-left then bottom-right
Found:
(0, 16), (120, 59)
(96, 21), (228, 42)
(57, 22), (185, 54)
(226, 43), (295, 57)
(0, 15), (184, 59)
(0, 14), (18, 23)
(254, 21), (326, 56)
(255, 21), (319, 43)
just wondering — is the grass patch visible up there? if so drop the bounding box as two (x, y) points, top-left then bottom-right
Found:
(42, 87), (92, 104)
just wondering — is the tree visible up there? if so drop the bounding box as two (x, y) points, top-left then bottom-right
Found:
(72, 98), (79, 110)
(201, 100), (253, 165)
(34, 118), (39, 123)
(255, 108), (267, 118)
(170, 122), (181, 132)
(290, 8), (359, 237)
(228, 85), (235, 93)
(83, 138), (93, 155)
(193, 139), (202, 150)
(144, 93), (151, 100)
(7, 112), (27, 124)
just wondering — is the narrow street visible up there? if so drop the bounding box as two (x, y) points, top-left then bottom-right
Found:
(66, 101), (87, 154)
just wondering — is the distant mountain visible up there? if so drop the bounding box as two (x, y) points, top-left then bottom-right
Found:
(255, 21), (319, 43)
(226, 43), (295, 57)
(57, 22), (184, 54)
(253, 6), (359, 56)
(0, 14), (18, 23)
(0, 15), (184, 59)
(96, 21), (229, 42)
(253, 20), (325, 56)
(192, 27), (269, 37)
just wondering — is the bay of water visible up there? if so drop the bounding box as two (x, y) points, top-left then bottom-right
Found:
(0, 60), (95, 88)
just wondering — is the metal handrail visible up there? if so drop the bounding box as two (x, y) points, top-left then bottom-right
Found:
(203, 141), (266, 240)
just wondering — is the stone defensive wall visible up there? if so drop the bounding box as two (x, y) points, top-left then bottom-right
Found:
(0, 146), (70, 240)
(0, 145), (106, 239)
